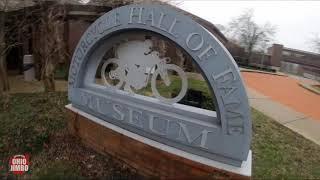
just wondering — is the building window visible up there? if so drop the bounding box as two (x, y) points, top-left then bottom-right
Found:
(282, 51), (291, 56)
(294, 53), (305, 58)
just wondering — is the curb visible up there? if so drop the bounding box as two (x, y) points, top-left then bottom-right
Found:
(240, 69), (287, 77)
(298, 82), (320, 95)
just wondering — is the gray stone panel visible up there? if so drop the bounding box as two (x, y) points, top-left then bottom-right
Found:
(68, 4), (251, 167)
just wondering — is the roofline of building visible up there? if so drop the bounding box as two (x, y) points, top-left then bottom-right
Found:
(282, 59), (320, 68)
(283, 47), (320, 56)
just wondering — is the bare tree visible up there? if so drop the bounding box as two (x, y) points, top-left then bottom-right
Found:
(1, 0), (171, 93)
(0, 0), (10, 92)
(0, 0), (68, 92)
(37, 2), (67, 92)
(310, 34), (320, 53)
(224, 9), (276, 63)
(0, 0), (37, 92)
(0, 0), (15, 107)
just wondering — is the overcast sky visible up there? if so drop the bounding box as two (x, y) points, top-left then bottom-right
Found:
(177, 1), (320, 53)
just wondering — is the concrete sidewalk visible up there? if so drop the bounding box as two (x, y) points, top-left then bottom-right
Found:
(247, 87), (320, 145)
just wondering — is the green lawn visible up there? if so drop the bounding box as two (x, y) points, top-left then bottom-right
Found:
(1, 92), (320, 179)
(138, 75), (211, 96)
(0, 93), (141, 179)
(312, 85), (320, 92)
(137, 75), (215, 110)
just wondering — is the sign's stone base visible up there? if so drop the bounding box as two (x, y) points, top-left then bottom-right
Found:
(66, 104), (252, 179)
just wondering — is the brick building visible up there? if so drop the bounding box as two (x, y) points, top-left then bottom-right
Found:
(3, 0), (119, 78)
(5, 1), (319, 81)
(268, 44), (320, 81)
(227, 41), (320, 81)
(3, 0), (229, 79)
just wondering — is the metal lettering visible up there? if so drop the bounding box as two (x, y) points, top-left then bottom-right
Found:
(129, 7), (144, 24)
(212, 67), (236, 83)
(128, 108), (143, 128)
(145, 10), (155, 26)
(114, 12), (121, 26)
(157, 12), (167, 31)
(186, 33), (204, 51)
(149, 115), (169, 136)
(112, 104), (125, 121)
(80, 41), (88, 54)
(178, 123), (211, 149)
(168, 18), (179, 38)
(219, 86), (238, 97)
(198, 44), (217, 61)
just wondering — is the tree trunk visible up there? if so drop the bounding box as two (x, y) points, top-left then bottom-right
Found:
(0, 56), (10, 92)
(176, 49), (185, 69)
(42, 57), (55, 92)
(39, 4), (67, 91)
(0, 11), (10, 92)
(246, 44), (254, 66)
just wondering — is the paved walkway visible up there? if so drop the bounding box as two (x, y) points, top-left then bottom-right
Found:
(243, 72), (320, 145)
(242, 72), (320, 121)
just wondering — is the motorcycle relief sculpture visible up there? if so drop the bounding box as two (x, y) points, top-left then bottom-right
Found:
(101, 40), (188, 104)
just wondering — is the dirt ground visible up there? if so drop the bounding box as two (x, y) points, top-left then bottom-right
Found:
(242, 72), (320, 121)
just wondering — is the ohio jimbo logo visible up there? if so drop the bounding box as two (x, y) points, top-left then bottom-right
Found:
(9, 154), (29, 175)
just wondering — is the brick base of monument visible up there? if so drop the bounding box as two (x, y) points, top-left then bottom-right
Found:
(66, 104), (251, 179)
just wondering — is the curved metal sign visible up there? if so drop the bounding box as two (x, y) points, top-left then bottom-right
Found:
(68, 4), (251, 167)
